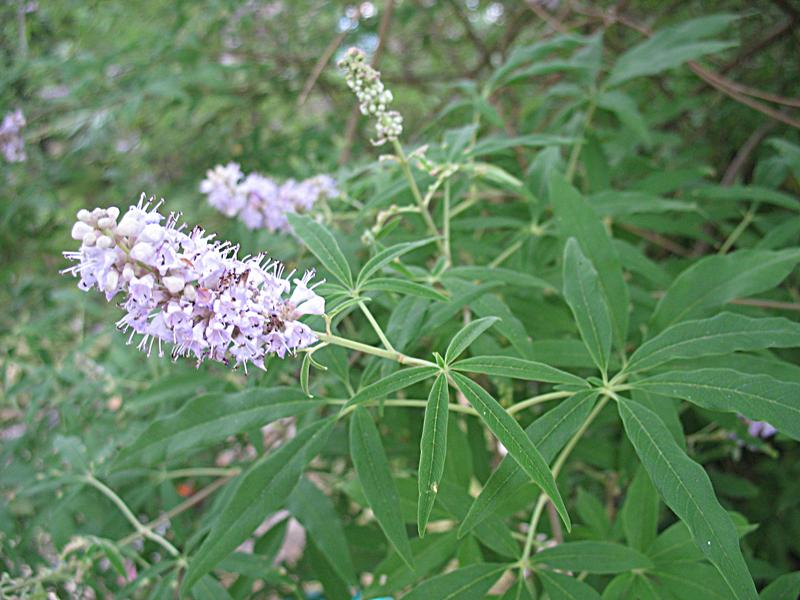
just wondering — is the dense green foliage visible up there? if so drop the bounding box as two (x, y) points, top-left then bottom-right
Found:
(2, 1), (800, 598)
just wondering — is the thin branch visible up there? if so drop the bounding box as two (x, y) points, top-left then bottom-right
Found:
(298, 29), (348, 106)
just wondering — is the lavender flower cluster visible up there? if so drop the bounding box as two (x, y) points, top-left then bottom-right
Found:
(63, 195), (325, 371)
(200, 163), (338, 233)
(0, 109), (26, 163)
(338, 47), (403, 145)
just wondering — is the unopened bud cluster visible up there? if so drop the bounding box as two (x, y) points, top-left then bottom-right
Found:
(338, 47), (403, 145)
(63, 195), (325, 370)
(0, 109), (26, 163)
(200, 163), (338, 232)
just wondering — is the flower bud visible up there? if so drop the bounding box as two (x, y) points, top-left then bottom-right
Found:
(162, 275), (185, 295)
(97, 217), (115, 229)
(96, 235), (114, 249)
(77, 209), (92, 222)
(71, 221), (94, 241)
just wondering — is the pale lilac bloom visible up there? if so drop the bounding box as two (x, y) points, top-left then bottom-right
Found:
(0, 109), (26, 162)
(200, 163), (246, 217)
(746, 420), (777, 439)
(63, 195), (325, 371)
(201, 164), (339, 233)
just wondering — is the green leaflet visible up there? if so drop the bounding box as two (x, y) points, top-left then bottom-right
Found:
(344, 366), (438, 410)
(627, 312), (800, 373)
(362, 277), (449, 301)
(531, 541), (654, 574)
(551, 173), (629, 349)
(617, 396), (757, 599)
(357, 237), (437, 286)
(288, 478), (356, 585)
(451, 372), (571, 531)
(636, 369), (800, 440)
(403, 563), (508, 600)
(286, 213), (353, 288)
(650, 248), (800, 331)
(114, 388), (321, 467)
(620, 466), (659, 552)
(444, 316), (499, 364)
(349, 407), (414, 569)
(182, 417), (335, 593)
(452, 355), (587, 387)
(459, 390), (598, 536)
(417, 374), (449, 536)
(539, 570), (602, 599)
(607, 14), (738, 86)
(561, 237), (613, 373)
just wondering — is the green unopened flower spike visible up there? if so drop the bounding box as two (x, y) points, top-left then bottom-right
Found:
(338, 47), (403, 145)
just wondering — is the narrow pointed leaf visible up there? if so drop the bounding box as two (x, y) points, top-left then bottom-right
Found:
(403, 563), (508, 600)
(349, 407), (414, 569)
(532, 541), (653, 573)
(460, 390), (598, 537)
(286, 213), (353, 288)
(539, 570), (602, 600)
(362, 277), (449, 301)
(650, 248), (800, 331)
(451, 372), (570, 530)
(453, 355), (587, 387)
(115, 388), (320, 466)
(617, 396), (757, 599)
(562, 237), (613, 373)
(182, 417), (335, 593)
(344, 366), (438, 410)
(551, 174), (629, 347)
(357, 238), (437, 286)
(445, 316), (499, 364)
(636, 369), (800, 441)
(628, 313), (800, 373)
(417, 375), (449, 536)
(621, 466), (659, 551)
(288, 478), (356, 585)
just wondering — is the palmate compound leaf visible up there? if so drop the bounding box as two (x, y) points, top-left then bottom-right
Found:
(561, 237), (613, 374)
(182, 416), (335, 594)
(350, 406), (414, 569)
(635, 369), (800, 441)
(417, 374), (449, 536)
(459, 390), (598, 536)
(626, 312), (800, 373)
(617, 396), (758, 599)
(114, 388), (321, 467)
(451, 371), (571, 531)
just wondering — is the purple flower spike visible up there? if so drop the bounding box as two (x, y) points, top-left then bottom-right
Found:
(63, 195), (325, 371)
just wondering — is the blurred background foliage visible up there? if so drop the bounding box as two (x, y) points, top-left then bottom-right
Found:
(1, 0), (799, 597)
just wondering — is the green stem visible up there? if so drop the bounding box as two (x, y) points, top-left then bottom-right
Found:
(719, 203), (758, 255)
(443, 178), (452, 267)
(519, 395), (611, 573)
(358, 300), (396, 352)
(565, 98), (597, 184)
(158, 467), (240, 480)
(82, 474), (180, 557)
(506, 391), (574, 415)
(391, 139), (445, 253)
(313, 330), (436, 368)
(325, 397), (478, 416)
(490, 238), (524, 268)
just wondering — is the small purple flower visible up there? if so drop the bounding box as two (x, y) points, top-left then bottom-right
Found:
(0, 109), (26, 163)
(63, 194), (326, 371)
(746, 419), (777, 439)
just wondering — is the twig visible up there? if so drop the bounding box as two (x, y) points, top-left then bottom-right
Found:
(618, 223), (692, 257)
(721, 120), (776, 185)
(298, 29), (348, 106)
